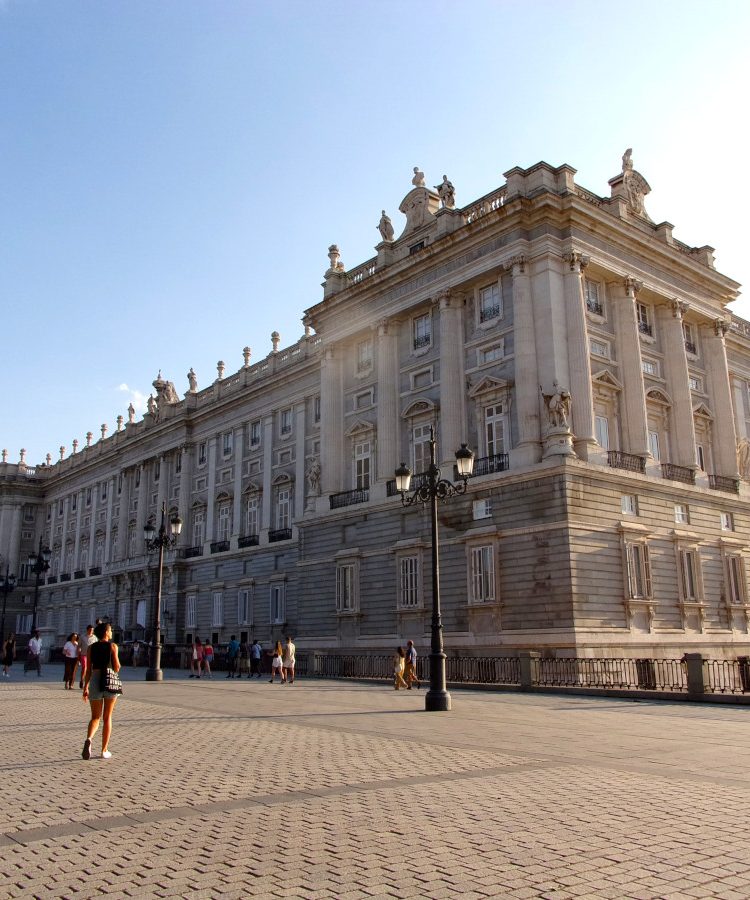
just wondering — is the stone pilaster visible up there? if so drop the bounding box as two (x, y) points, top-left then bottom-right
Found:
(703, 319), (739, 476)
(732, 376), (748, 441)
(261, 415), (274, 532)
(88, 483), (98, 567)
(320, 345), (344, 494)
(612, 277), (650, 456)
(437, 289), (467, 466)
(136, 463), (148, 537)
(294, 402), (306, 523)
(658, 301), (697, 469)
(61, 497), (70, 573)
(206, 438), (217, 544)
(104, 477), (115, 565)
(116, 470), (130, 561)
(507, 255), (541, 465)
(562, 252), (596, 459)
(156, 455), (167, 519)
(177, 446), (192, 548)
(376, 320), (399, 481)
(8, 506), (22, 576)
(73, 491), (82, 571)
(232, 427), (244, 542)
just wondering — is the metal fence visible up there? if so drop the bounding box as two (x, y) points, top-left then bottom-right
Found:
(533, 657), (688, 691)
(703, 658), (750, 694)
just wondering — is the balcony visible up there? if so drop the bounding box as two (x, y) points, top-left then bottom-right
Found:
(330, 488), (369, 509)
(607, 451), (646, 474)
(661, 463), (695, 485)
(413, 334), (431, 350)
(269, 528), (293, 543)
(74, 570), (86, 580)
(60, 573), (71, 582)
(638, 321), (653, 337)
(457, 453), (509, 479)
(479, 304), (501, 323)
(88, 566), (101, 577)
(210, 540), (230, 554)
(46, 575), (58, 584)
(684, 340), (697, 354)
(386, 471), (430, 497)
(182, 546), (203, 559)
(586, 299), (603, 316)
(709, 475), (740, 494)
(238, 534), (259, 548)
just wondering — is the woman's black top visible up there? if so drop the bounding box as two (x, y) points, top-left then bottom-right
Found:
(90, 640), (111, 669)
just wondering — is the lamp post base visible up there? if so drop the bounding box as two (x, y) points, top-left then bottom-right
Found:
(145, 668), (163, 682)
(425, 689), (451, 712)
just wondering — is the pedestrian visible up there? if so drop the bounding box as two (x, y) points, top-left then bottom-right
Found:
(269, 641), (284, 683)
(26, 630), (42, 676)
(132, 640), (140, 668)
(393, 647), (408, 690)
(239, 640), (250, 678)
(81, 621), (121, 760)
(78, 625), (97, 689)
(190, 637), (203, 678)
(2, 633), (16, 677)
(282, 635), (296, 684)
(203, 639), (213, 678)
(250, 639), (262, 677)
(404, 640), (421, 689)
(62, 633), (79, 689)
(226, 635), (240, 678)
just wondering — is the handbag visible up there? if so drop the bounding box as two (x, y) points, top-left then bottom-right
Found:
(102, 666), (123, 694)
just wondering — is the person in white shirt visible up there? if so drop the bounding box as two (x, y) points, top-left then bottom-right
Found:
(26, 631), (42, 676)
(62, 633), (79, 689)
(78, 625), (97, 689)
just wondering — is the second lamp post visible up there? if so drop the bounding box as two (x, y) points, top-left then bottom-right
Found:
(143, 501), (182, 681)
(395, 426), (474, 712)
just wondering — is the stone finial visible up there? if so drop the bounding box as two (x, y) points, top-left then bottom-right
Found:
(19, 448), (26, 464)
(72, 439), (79, 454)
(609, 148), (651, 220)
(327, 244), (341, 273)
(216, 360), (225, 381)
(187, 368), (197, 393)
(1, 449), (6, 463)
(46, 453), (52, 466)
(116, 415), (124, 431)
(86, 432), (93, 447)
(412, 166), (426, 187)
(101, 424), (108, 440)
(304, 324), (312, 338)
(271, 331), (280, 353)
(60, 446), (66, 460)
(243, 346), (251, 367)
(622, 148), (633, 173)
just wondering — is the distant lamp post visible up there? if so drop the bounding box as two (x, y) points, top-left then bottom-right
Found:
(28, 539), (52, 633)
(395, 426), (474, 712)
(1, 567), (17, 642)
(143, 501), (182, 681)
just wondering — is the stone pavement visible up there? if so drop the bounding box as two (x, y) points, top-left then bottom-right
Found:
(1, 664), (750, 899)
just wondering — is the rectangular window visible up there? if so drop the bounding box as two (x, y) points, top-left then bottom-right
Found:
(222, 432), (233, 457)
(280, 408), (293, 435)
(71, 607), (80, 634)
(313, 397), (321, 424)
(185, 594), (196, 629)
(648, 430), (660, 461)
(250, 420), (262, 447)
(585, 279), (603, 315)
(411, 369), (432, 389)
(621, 495), (638, 516)
(637, 303), (652, 336)
(192, 510), (205, 547)
(355, 391), (372, 410)
(479, 342), (504, 364)
(470, 545), (495, 604)
(641, 359), (659, 377)
(626, 542), (652, 599)
(237, 589), (251, 625)
(58, 499), (64, 517)
(399, 557), (420, 608)
(727, 555), (746, 605)
(198, 443), (207, 466)
(135, 468), (141, 488)
(217, 504), (231, 542)
(211, 591), (223, 627)
(679, 549), (700, 601)
(356, 339), (373, 372)
(473, 499), (492, 520)
(413, 424), (431, 474)
(127, 526), (137, 559)
(336, 564), (356, 613)
(276, 488), (291, 530)
(245, 496), (259, 536)
(721, 512), (734, 531)
(696, 444), (706, 471)
(485, 404), (505, 456)
(270, 584), (285, 624)
(154, 461), (160, 483)
(413, 313), (431, 350)
(689, 375), (702, 392)
(354, 441), (371, 490)
(85, 488), (92, 507)
(595, 415), (610, 450)
(674, 503), (689, 524)
(175, 454), (182, 475)
(590, 339), (609, 358)
(101, 482), (108, 502)
(479, 282), (502, 322)
(71, 494), (77, 513)
(683, 322), (697, 355)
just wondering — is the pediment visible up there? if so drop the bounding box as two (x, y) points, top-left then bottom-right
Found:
(468, 376), (510, 398)
(646, 388), (672, 406)
(243, 480), (261, 495)
(693, 402), (713, 419)
(345, 418), (375, 438)
(272, 472), (292, 486)
(592, 369), (622, 390)
(402, 398), (437, 418)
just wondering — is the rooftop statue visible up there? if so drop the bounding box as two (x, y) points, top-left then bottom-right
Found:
(187, 368), (198, 392)
(411, 166), (425, 188)
(435, 175), (456, 209)
(377, 210), (394, 242)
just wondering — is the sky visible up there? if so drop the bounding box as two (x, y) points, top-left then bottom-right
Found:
(1, 0), (749, 466)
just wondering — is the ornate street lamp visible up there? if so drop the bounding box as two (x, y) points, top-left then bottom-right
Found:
(143, 501), (182, 681)
(0, 566), (17, 643)
(395, 426), (474, 711)
(28, 539), (51, 633)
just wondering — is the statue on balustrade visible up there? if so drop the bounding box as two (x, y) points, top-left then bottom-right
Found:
(377, 210), (394, 242)
(436, 175), (456, 209)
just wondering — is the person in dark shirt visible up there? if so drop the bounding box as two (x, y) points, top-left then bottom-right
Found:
(81, 622), (121, 760)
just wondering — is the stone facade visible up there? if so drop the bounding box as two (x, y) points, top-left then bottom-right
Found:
(1, 152), (749, 660)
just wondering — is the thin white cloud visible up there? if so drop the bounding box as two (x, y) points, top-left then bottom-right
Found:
(117, 383), (149, 414)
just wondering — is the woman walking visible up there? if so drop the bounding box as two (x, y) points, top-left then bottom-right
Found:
(393, 646), (408, 690)
(81, 622), (121, 760)
(202, 640), (213, 678)
(269, 641), (285, 683)
(62, 633), (79, 689)
(189, 637), (203, 678)
(2, 633), (15, 677)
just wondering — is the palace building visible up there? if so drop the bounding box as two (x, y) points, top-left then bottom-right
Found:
(2, 151), (750, 661)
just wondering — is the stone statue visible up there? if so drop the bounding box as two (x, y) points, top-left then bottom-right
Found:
(187, 368), (198, 392)
(541, 382), (571, 429)
(377, 210), (394, 242)
(306, 457), (321, 495)
(435, 175), (456, 209)
(162, 381), (180, 403)
(411, 166), (425, 188)
(622, 148), (633, 173)
(738, 439), (750, 481)
(127, 403), (135, 424)
(147, 394), (157, 417)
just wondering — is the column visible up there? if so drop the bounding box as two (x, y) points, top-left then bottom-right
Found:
(73, 491), (83, 570)
(116, 470), (130, 561)
(177, 446), (192, 548)
(611, 277), (649, 456)
(206, 438), (217, 544)
(732, 376), (748, 442)
(232, 428), (244, 542)
(320, 345), (345, 494)
(437, 289), (467, 467)
(294, 402), (306, 521)
(155, 455), (167, 518)
(61, 497), (70, 573)
(562, 252), (596, 459)
(104, 477), (115, 564)
(261, 415), (274, 532)
(88, 483), (98, 567)
(0, 505), (10, 564)
(136, 463), (148, 537)
(658, 301), (697, 468)
(8, 506), (22, 575)
(376, 320), (400, 481)
(507, 255), (541, 464)
(704, 319), (739, 476)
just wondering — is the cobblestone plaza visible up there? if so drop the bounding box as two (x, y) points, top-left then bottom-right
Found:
(1, 667), (750, 899)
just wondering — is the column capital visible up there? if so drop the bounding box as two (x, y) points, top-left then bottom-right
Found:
(714, 318), (729, 337)
(435, 287), (464, 310)
(505, 254), (527, 274)
(562, 251), (589, 273)
(377, 318), (396, 337)
(624, 276), (643, 297)
(670, 299), (689, 320)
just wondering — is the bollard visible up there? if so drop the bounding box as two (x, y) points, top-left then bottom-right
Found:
(682, 652), (705, 696)
(519, 651), (540, 691)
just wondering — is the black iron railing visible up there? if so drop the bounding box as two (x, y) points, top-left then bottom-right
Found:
(709, 475), (740, 494)
(386, 471), (430, 497)
(74, 570), (86, 579)
(413, 334), (431, 349)
(587, 299), (604, 316)
(480, 304), (501, 323)
(330, 488), (369, 509)
(210, 541), (230, 554)
(607, 451), (646, 473)
(661, 463), (695, 485)
(182, 546), (203, 559)
(238, 534), (259, 548)
(455, 453), (509, 479)
(60, 573), (71, 582)
(269, 528), (293, 543)
(638, 321), (653, 337)
(46, 575), (58, 584)
(88, 566), (101, 577)
(685, 340), (697, 354)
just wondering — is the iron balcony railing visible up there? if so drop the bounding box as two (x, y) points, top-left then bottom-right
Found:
(74, 570), (86, 580)
(607, 450), (646, 473)
(46, 575), (58, 584)
(685, 340), (697, 354)
(330, 488), (369, 509)
(413, 334), (431, 350)
(238, 534), (259, 548)
(269, 528), (293, 543)
(182, 546), (203, 559)
(88, 566), (101, 577)
(661, 463), (695, 485)
(479, 304), (501, 323)
(586, 299), (604, 316)
(60, 573), (71, 582)
(456, 453), (509, 480)
(210, 541), (230, 554)
(709, 475), (740, 494)
(638, 321), (653, 337)
(386, 471), (430, 497)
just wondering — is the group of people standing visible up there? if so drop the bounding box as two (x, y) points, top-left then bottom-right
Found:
(188, 636), (296, 683)
(61, 625), (98, 689)
(394, 640), (421, 690)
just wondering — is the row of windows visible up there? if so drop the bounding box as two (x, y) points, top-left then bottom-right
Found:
(620, 496), (735, 531)
(184, 587), (286, 629)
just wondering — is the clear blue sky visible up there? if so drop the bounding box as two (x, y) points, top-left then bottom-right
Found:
(2, 0), (748, 465)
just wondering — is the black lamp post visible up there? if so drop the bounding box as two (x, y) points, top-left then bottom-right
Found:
(395, 426), (474, 712)
(143, 501), (182, 681)
(1, 566), (17, 643)
(28, 539), (51, 633)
